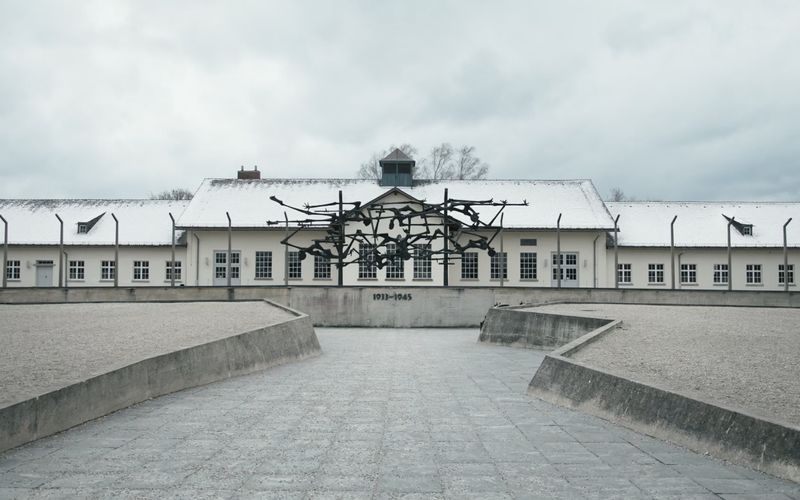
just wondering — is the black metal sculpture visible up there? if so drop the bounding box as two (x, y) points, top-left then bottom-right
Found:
(267, 189), (527, 285)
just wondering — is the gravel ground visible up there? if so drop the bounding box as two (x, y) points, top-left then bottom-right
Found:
(528, 303), (800, 428)
(0, 302), (295, 408)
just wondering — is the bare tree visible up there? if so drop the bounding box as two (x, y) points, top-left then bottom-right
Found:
(358, 144), (423, 180)
(607, 187), (635, 202)
(454, 146), (489, 180)
(428, 143), (455, 180)
(358, 143), (490, 180)
(150, 188), (194, 200)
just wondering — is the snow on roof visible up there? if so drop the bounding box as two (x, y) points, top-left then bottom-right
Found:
(608, 202), (800, 248)
(177, 178), (615, 230)
(0, 199), (190, 246)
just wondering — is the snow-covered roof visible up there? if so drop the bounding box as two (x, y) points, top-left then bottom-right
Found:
(178, 178), (615, 230)
(608, 202), (800, 248)
(0, 199), (189, 246)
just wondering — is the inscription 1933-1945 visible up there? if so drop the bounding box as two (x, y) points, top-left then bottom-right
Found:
(373, 292), (412, 301)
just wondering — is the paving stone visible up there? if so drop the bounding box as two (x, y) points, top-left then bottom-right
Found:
(0, 327), (795, 498)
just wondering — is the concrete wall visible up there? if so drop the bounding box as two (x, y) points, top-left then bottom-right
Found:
(479, 307), (613, 349)
(607, 247), (798, 291)
(0, 300), (320, 453)
(1, 286), (797, 327)
(529, 353), (800, 483)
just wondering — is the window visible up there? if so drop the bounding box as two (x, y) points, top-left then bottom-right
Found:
(165, 261), (182, 281)
(617, 264), (632, 284)
(101, 260), (115, 280)
(230, 252), (240, 279)
(647, 264), (663, 284)
(255, 251), (272, 279)
(385, 243), (404, 279)
(288, 251), (302, 279)
(413, 244), (432, 279)
(314, 255), (331, 280)
(746, 264), (762, 284)
(490, 252), (507, 280)
(520, 252), (537, 280)
(133, 260), (150, 281)
(77, 223), (88, 234)
(742, 225), (753, 235)
(6, 260), (20, 280)
(68, 260), (85, 280)
(461, 252), (478, 280)
(713, 264), (728, 284)
(680, 264), (696, 284)
(359, 243), (376, 279)
(779, 264), (795, 285)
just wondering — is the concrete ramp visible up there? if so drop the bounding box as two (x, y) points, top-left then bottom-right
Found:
(479, 305), (613, 349)
(528, 314), (800, 483)
(0, 300), (321, 453)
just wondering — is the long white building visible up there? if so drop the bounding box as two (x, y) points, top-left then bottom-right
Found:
(1, 151), (797, 291)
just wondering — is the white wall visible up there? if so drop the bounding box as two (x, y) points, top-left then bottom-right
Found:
(3, 245), (187, 287)
(607, 247), (798, 291)
(185, 227), (609, 288)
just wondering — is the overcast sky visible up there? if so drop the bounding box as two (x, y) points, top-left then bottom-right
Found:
(1, 1), (799, 201)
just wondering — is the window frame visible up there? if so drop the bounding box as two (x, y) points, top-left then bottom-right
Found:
(745, 264), (762, 284)
(680, 263), (697, 284)
(100, 260), (115, 281)
(647, 263), (664, 284)
(385, 242), (405, 280)
(165, 260), (182, 282)
(713, 263), (728, 285)
(778, 264), (795, 285)
(314, 254), (332, 280)
(5, 260), (21, 281)
(68, 260), (85, 281)
(255, 251), (273, 279)
(133, 260), (150, 281)
(520, 252), (537, 280)
(287, 251), (302, 280)
(617, 263), (632, 285)
(413, 244), (432, 280)
(461, 252), (479, 280)
(358, 243), (377, 279)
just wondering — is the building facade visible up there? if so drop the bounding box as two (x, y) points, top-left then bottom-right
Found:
(1, 153), (798, 291)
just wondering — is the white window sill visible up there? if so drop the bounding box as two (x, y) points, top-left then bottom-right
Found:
(385, 278), (406, 281)
(132, 280), (150, 283)
(647, 282), (665, 286)
(287, 278), (303, 281)
(67, 279), (85, 282)
(163, 281), (184, 284)
(6, 279), (21, 282)
(99, 279), (115, 282)
(745, 283), (763, 287)
(713, 283), (729, 286)
(413, 278), (433, 281)
(313, 277), (332, 281)
(617, 282), (633, 286)
(357, 278), (378, 281)
(460, 278), (480, 281)
(680, 283), (698, 286)
(254, 277), (273, 281)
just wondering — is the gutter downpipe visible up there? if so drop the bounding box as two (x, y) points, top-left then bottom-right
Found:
(111, 213), (119, 288)
(55, 214), (64, 288)
(499, 213), (505, 287)
(727, 217), (734, 291)
(338, 190), (344, 287)
(284, 212), (289, 287)
(592, 234), (599, 288)
(0, 214), (7, 288)
(443, 188), (449, 287)
(63, 250), (69, 290)
(785, 218), (793, 293)
(169, 212), (176, 287)
(613, 214), (620, 289)
(670, 215), (678, 290)
(226, 212), (232, 289)
(194, 233), (201, 286)
(556, 213), (562, 289)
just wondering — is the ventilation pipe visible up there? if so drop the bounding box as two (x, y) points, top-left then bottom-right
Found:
(613, 214), (620, 289)
(556, 213), (562, 289)
(0, 214), (7, 288)
(784, 218), (793, 293)
(169, 212), (176, 287)
(727, 217), (734, 291)
(55, 214), (64, 288)
(443, 188), (449, 287)
(226, 212), (232, 288)
(670, 215), (678, 290)
(111, 213), (119, 287)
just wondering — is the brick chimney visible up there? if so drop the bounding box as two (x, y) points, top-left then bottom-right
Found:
(237, 165), (261, 180)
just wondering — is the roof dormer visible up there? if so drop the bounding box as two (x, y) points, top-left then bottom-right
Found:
(77, 212), (105, 234)
(379, 148), (415, 187)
